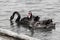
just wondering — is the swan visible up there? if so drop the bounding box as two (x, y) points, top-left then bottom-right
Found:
(10, 11), (55, 29)
(10, 11), (40, 26)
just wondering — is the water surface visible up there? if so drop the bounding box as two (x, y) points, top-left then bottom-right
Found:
(0, 0), (60, 40)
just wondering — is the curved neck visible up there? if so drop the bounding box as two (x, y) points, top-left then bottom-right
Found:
(10, 11), (21, 22)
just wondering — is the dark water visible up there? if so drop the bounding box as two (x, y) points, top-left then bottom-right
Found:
(0, 0), (60, 40)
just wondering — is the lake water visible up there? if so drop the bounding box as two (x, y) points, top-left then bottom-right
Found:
(0, 0), (60, 40)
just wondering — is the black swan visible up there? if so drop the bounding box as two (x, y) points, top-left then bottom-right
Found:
(10, 11), (55, 29)
(10, 11), (40, 26)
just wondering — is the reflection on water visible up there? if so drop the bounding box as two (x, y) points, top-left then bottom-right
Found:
(0, 0), (60, 40)
(10, 19), (55, 38)
(10, 20), (34, 36)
